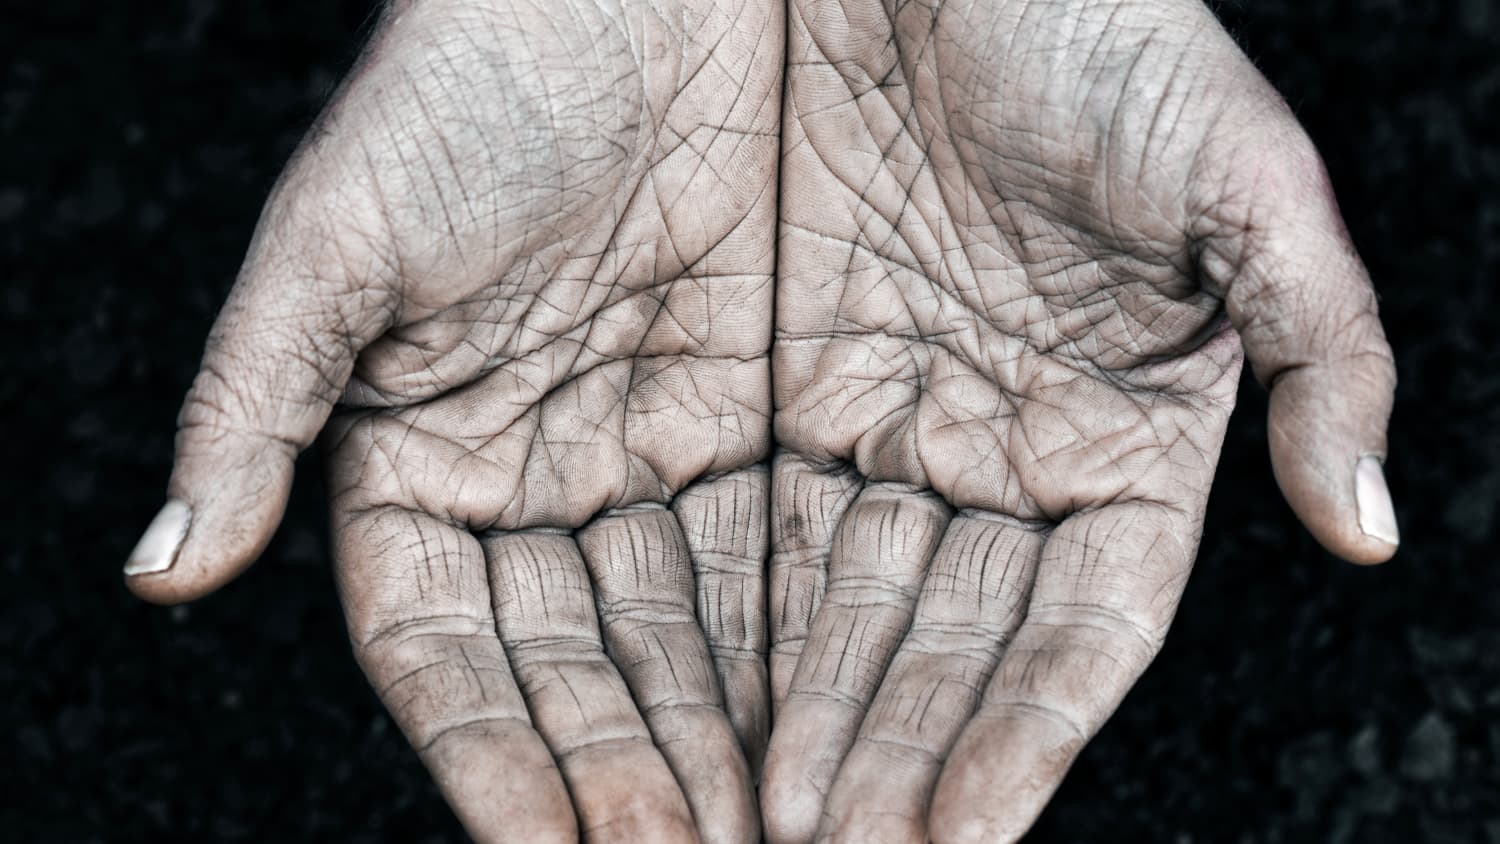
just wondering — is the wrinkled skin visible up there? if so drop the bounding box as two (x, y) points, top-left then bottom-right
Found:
(128, 1), (781, 841)
(125, 0), (1398, 842)
(760, 1), (1395, 842)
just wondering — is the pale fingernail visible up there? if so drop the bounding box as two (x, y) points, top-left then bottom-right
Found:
(1355, 457), (1399, 547)
(124, 499), (192, 576)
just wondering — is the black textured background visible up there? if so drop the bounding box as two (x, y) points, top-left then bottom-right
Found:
(3, 1), (1496, 841)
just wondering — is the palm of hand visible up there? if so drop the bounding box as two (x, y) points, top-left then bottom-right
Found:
(137, 1), (780, 842)
(326, 0), (776, 511)
(761, 1), (1394, 842)
(328, 5), (781, 842)
(128, 1), (1396, 842)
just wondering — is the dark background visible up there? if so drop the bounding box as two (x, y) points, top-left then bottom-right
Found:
(3, 0), (1496, 841)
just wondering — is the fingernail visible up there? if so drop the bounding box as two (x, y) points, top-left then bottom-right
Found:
(1355, 457), (1399, 546)
(124, 499), (192, 576)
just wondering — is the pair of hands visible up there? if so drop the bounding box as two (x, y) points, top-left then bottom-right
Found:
(124, 0), (1399, 841)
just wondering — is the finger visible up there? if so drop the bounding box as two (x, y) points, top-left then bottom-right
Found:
(761, 485), (950, 844)
(817, 514), (1044, 843)
(929, 502), (1195, 843)
(1198, 114), (1398, 564)
(335, 507), (575, 844)
(484, 530), (697, 844)
(672, 469), (772, 773)
(124, 174), (397, 604)
(577, 506), (759, 844)
(768, 454), (862, 709)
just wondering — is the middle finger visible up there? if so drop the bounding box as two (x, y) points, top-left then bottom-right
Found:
(485, 529), (696, 843)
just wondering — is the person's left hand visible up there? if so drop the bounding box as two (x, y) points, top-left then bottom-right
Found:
(761, 1), (1398, 841)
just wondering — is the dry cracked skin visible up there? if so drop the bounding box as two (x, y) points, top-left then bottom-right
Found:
(122, 1), (1399, 842)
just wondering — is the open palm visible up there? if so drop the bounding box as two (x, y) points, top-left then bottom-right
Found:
(125, 0), (1399, 841)
(125, 1), (781, 841)
(761, 1), (1397, 841)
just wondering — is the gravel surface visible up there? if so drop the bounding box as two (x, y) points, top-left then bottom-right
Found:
(4, 1), (1496, 841)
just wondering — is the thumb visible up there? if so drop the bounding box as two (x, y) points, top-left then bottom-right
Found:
(1199, 120), (1399, 565)
(125, 190), (396, 604)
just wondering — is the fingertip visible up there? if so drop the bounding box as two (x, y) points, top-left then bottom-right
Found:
(928, 719), (1072, 844)
(122, 499), (193, 604)
(124, 501), (259, 606)
(1339, 528), (1399, 567)
(125, 437), (295, 604)
(123, 529), (264, 605)
(573, 753), (698, 844)
(125, 498), (287, 603)
(1352, 455), (1399, 562)
(1265, 366), (1398, 566)
(124, 571), (199, 606)
(759, 738), (825, 844)
(759, 787), (820, 844)
(930, 783), (1021, 844)
(821, 810), (926, 844)
(695, 770), (761, 844)
(650, 709), (760, 844)
(1269, 443), (1399, 567)
(424, 723), (579, 844)
(928, 804), (1007, 844)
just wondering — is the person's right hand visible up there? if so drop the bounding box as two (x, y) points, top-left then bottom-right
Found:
(122, 1), (782, 841)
